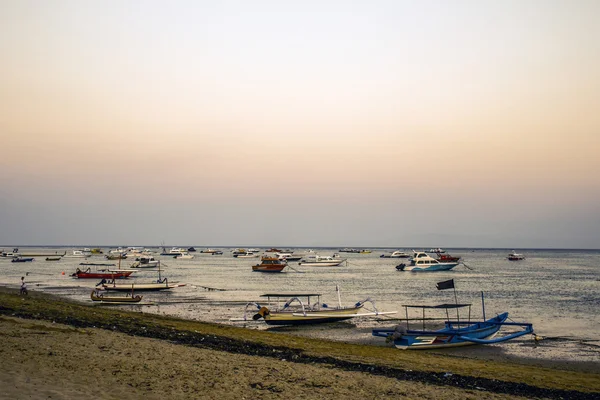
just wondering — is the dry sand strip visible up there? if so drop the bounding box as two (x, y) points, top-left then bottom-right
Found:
(0, 288), (598, 399)
(0, 316), (524, 400)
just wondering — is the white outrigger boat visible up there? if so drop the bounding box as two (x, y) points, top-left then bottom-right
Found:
(98, 262), (184, 291)
(234, 287), (395, 326)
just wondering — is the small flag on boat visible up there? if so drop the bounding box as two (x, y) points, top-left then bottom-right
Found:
(436, 279), (455, 290)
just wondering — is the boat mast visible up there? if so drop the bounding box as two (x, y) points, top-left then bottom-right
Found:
(481, 291), (486, 320)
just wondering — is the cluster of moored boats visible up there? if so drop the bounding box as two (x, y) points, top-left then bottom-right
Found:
(2, 245), (535, 350)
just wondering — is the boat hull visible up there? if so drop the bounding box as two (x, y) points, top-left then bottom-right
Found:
(297, 261), (345, 267)
(101, 283), (185, 291)
(400, 262), (459, 272)
(252, 265), (286, 272)
(263, 306), (363, 325)
(91, 292), (142, 303)
(74, 271), (133, 279)
(373, 313), (510, 349)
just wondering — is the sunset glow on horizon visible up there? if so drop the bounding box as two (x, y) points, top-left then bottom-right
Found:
(1, 1), (599, 247)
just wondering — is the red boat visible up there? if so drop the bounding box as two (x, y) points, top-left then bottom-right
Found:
(252, 256), (287, 273)
(72, 268), (133, 279)
(436, 252), (461, 262)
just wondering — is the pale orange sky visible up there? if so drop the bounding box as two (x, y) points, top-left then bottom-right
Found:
(1, 1), (599, 247)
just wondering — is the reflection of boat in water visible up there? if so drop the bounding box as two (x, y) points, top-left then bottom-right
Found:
(298, 255), (346, 266)
(237, 289), (395, 326)
(252, 256), (287, 273)
(396, 252), (459, 272)
(380, 250), (411, 258)
(372, 281), (533, 349)
(507, 251), (525, 261)
(91, 289), (142, 303)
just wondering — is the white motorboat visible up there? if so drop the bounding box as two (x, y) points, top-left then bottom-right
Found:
(64, 250), (89, 258)
(236, 251), (260, 258)
(176, 252), (194, 260)
(380, 250), (411, 258)
(132, 256), (160, 268)
(298, 255), (346, 267)
(396, 252), (459, 272)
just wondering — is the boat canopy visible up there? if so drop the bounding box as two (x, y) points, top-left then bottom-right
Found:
(402, 303), (471, 309)
(261, 293), (321, 298)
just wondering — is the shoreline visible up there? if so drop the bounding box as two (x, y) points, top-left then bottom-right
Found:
(1, 287), (599, 399)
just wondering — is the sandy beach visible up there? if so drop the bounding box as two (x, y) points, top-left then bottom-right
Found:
(1, 287), (599, 400)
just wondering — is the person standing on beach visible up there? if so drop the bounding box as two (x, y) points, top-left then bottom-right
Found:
(20, 277), (27, 295)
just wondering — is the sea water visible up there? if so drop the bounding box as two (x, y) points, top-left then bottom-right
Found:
(1, 247), (599, 365)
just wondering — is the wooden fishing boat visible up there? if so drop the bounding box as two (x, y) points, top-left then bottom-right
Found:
(98, 278), (185, 291)
(372, 281), (533, 349)
(237, 289), (395, 326)
(90, 290), (142, 303)
(71, 268), (133, 279)
(252, 256), (287, 273)
(105, 253), (127, 260)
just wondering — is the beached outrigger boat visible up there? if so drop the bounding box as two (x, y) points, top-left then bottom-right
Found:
(98, 262), (184, 291)
(72, 267), (133, 279)
(237, 289), (395, 326)
(372, 280), (533, 349)
(90, 289), (142, 303)
(98, 278), (185, 291)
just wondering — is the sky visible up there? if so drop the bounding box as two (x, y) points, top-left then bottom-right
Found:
(1, 0), (599, 248)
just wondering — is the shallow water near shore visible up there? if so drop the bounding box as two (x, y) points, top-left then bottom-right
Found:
(2, 247), (599, 369)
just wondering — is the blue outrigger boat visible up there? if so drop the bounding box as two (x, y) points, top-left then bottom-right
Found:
(12, 257), (34, 263)
(372, 282), (533, 349)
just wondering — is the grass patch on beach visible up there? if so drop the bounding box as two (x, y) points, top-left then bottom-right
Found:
(0, 288), (598, 394)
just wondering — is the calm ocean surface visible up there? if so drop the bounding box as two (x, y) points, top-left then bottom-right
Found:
(2, 247), (599, 364)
